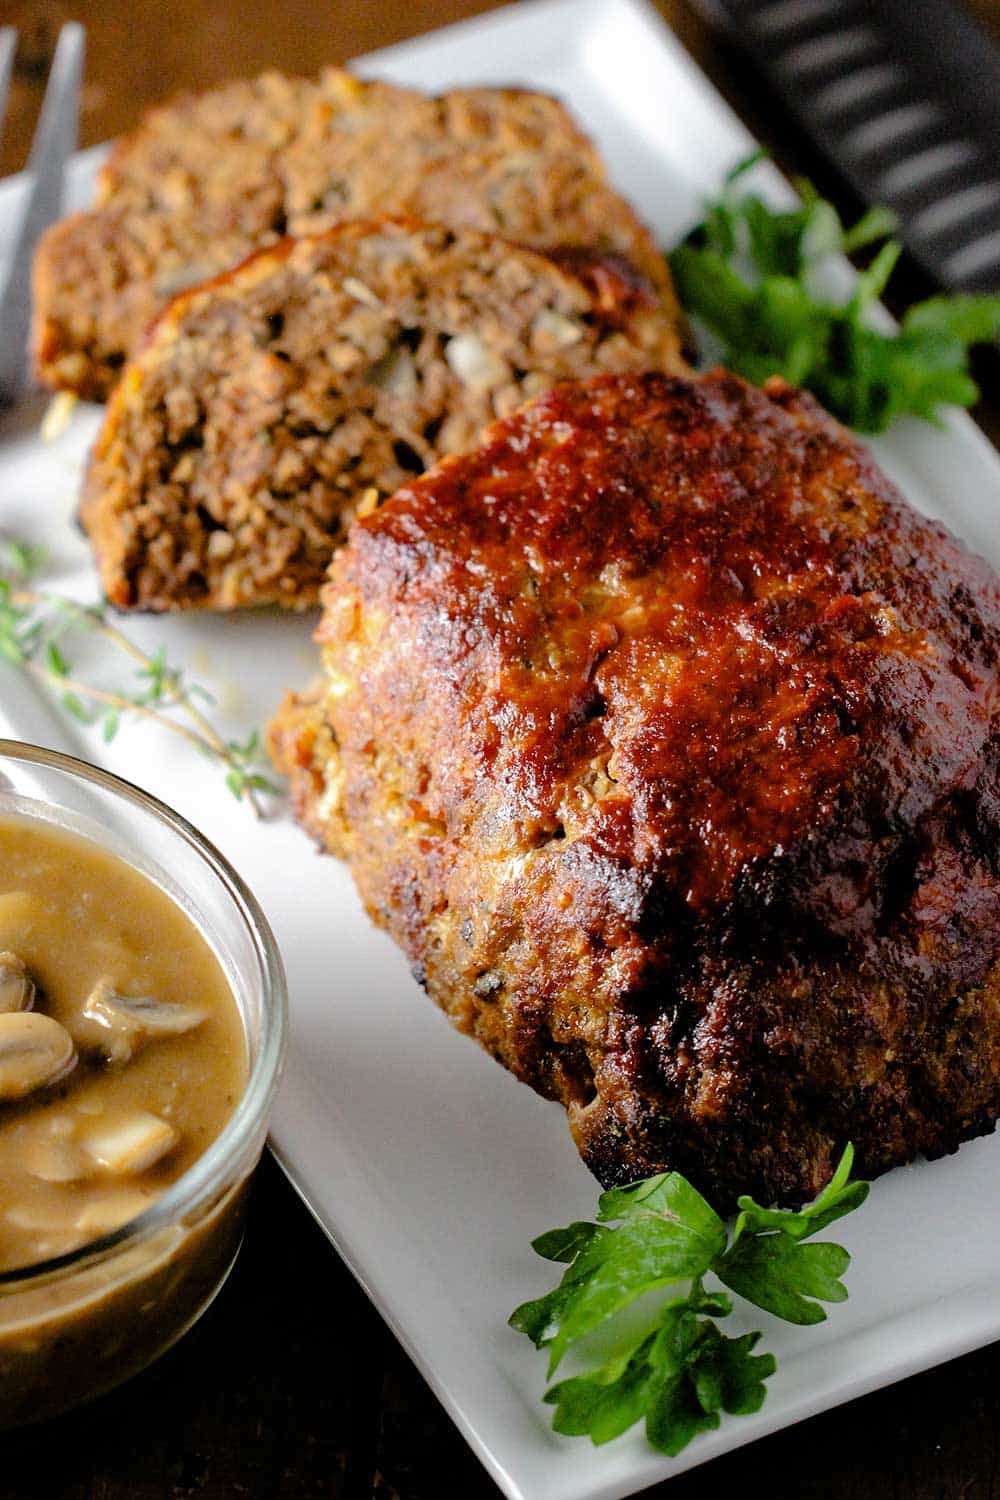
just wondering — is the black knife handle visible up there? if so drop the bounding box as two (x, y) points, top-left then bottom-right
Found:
(701, 0), (1000, 292)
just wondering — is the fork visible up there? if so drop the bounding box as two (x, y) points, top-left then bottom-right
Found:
(0, 23), (85, 406)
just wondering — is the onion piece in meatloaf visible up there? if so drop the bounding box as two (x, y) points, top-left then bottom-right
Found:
(80, 219), (685, 612)
(269, 370), (1000, 1208)
(32, 70), (682, 400)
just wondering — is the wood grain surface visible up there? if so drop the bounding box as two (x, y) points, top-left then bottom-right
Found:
(1, 3), (1000, 1496)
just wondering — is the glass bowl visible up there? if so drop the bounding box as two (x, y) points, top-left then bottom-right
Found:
(0, 739), (287, 1427)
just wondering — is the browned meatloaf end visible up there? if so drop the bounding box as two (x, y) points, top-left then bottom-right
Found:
(269, 369), (1000, 1208)
(80, 219), (685, 612)
(32, 70), (680, 399)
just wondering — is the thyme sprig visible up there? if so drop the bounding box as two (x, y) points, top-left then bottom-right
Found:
(0, 541), (278, 816)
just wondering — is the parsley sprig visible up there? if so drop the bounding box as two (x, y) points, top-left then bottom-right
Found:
(0, 540), (279, 815)
(669, 154), (1000, 432)
(510, 1144), (867, 1455)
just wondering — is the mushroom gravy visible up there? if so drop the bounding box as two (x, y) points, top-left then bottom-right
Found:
(0, 813), (246, 1271)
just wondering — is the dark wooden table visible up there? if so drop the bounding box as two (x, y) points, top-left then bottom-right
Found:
(3, 2), (1000, 1496)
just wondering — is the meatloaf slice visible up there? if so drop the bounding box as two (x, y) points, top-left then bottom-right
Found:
(81, 220), (685, 612)
(32, 70), (680, 399)
(270, 370), (1000, 1208)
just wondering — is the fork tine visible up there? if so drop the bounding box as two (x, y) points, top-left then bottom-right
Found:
(23, 22), (84, 179)
(0, 29), (16, 152)
(0, 22), (85, 405)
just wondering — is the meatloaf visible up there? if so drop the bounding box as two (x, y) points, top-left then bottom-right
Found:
(32, 70), (681, 400)
(270, 370), (1000, 1208)
(81, 219), (684, 613)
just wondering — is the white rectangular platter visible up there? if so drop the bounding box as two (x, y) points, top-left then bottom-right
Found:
(2, 2), (1000, 1496)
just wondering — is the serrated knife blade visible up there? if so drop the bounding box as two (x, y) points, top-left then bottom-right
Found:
(693, 0), (1000, 293)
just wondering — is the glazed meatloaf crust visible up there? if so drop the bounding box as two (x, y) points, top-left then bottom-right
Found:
(81, 219), (684, 613)
(32, 70), (681, 399)
(270, 370), (1000, 1208)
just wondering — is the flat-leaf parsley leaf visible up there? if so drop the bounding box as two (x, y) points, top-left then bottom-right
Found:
(510, 1144), (868, 1456)
(669, 155), (1000, 433)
